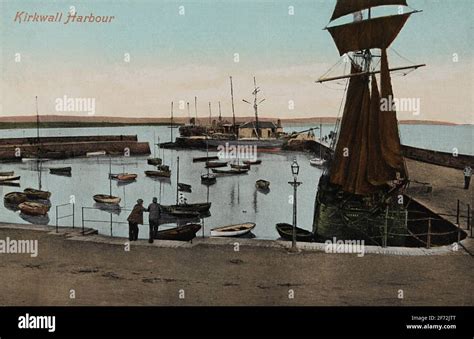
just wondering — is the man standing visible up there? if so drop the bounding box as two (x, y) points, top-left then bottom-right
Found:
(463, 166), (472, 189)
(127, 199), (147, 241)
(147, 197), (161, 243)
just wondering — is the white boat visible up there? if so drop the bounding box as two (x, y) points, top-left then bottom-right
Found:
(0, 175), (20, 182)
(210, 222), (256, 237)
(310, 157), (326, 167)
(87, 151), (107, 157)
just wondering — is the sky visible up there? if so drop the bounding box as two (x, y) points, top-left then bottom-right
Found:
(0, 0), (472, 123)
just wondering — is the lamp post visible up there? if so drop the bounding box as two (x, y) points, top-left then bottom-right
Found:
(288, 159), (302, 252)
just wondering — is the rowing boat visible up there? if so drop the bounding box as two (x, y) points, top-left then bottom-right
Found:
(4, 192), (28, 205)
(24, 188), (51, 200)
(275, 223), (314, 242)
(255, 179), (270, 190)
(211, 168), (249, 175)
(201, 173), (216, 185)
(161, 202), (211, 213)
(177, 182), (192, 192)
(110, 173), (138, 182)
(243, 160), (262, 165)
(0, 175), (20, 182)
(93, 194), (121, 205)
(154, 223), (201, 241)
(193, 156), (219, 163)
(147, 158), (162, 166)
(49, 167), (72, 175)
(164, 208), (200, 218)
(145, 170), (171, 178)
(0, 171), (14, 176)
(309, 157), (326, 167)
(230, 164), (250, 170)
(18, 201), (50, 216)
(205, 161), (228, 168)
(210, 222), (256, 237)
(86, 151), (106, 157)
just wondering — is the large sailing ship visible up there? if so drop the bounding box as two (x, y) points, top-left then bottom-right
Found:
(313, 0), (428, 246)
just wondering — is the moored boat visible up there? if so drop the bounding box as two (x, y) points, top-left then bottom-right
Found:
(230, 163), (250, 170)
(18, 201), (50, 216)
(154, 223), (202, 241)
(147, 158), (162, 166)
(4, 192), (28, 205)
(161, 202), (211, 213)
(205, 161), (228, 168)
(255, 179), (270, 190)
(210, 222), (256, 237)
(164, 208), (200, 218)
(86, 151), (107, 157)
(0, 171), (14, 176)
(309, 157), (326, 167)
(145, 170), (171, 178)
(201, 173), (217, 185)
(93, 194), (121, 205)
(276, 223), (314, 242)
(24, 188), (51, 200)
(211, 168), (249, 175)
(49, 167), (72, 175)
(193, 156), (219, 163)
(110, 173), (138, 182)
(0, 175), (20, 182)
(243, 159), (262, 165)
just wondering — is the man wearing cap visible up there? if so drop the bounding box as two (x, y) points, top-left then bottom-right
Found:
(127, 199), (147, 241)
(147, 197), (161, 243)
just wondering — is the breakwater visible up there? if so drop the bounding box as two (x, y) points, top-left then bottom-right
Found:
(0, 135), (150, 161)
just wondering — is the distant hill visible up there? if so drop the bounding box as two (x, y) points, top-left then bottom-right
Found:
(0, 115), (463, 126)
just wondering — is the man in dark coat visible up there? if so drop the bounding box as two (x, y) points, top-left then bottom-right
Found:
(147, 197), (161, 243)
(127, 199), (147, 241)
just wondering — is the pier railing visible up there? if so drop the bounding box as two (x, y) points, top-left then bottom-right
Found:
(55, 202), (75, 233)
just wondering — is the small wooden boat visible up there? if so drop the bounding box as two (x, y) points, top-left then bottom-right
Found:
(24, 188), (51, 200)
(201, 173), (216, 185)
(255, 179), (270, 190)
(0, 181), (20, 187)
(18, 201), (50, 216)
(230, 163), (250, 170)
(50, 167), (72, 175)
(154, 223), (201, 241)
(0, 175), (20, 182)
(310, 157), (326, 167)
(156, 165), (170, 171)
(193, 156), (219, 163)
(165, 208), (200, 218)
(145, 170), (171, 178)
(93, 194), (121, 205)
(205, 161), (228, 168)
(276, 223), (314, 242)
(178, 183), (192, 192)
(110, 173), (137, 182)
(243, 160), (262, 165)
(211, 222), (256, 237)
(4, 192), (28, 205)
(86, 151), (106, 157)
(0, 171), (14, 176)
(161, 202), (211, 213)
(147, 158), (162, 166)
(211, 168), (249, 175)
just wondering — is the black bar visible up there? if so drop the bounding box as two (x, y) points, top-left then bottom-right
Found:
(0, 306), (471, 337)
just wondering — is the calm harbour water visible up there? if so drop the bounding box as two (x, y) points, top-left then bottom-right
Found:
(0, 123), (472, 239)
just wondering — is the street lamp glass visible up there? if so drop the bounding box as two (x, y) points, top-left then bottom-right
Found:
(291, 159), (299, 177)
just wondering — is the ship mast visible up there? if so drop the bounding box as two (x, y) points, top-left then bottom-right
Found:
(229, 76), (236, 135)
(242, 76), (265, 140)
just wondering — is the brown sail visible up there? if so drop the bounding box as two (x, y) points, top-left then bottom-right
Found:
(327, 13), (411, 56)
(330, 0), (408, 21)
(378, 48), (407, 177)
(329, 64), (379, 195)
